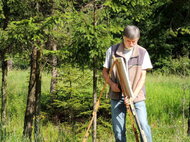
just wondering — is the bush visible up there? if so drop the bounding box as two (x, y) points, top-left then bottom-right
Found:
(12, 55), (30, 70)
(154, 57), (190, 76)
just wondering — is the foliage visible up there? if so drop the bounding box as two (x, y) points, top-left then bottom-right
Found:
(41, 64), (113, 137)
(10, 54), (29, 70)
(69, 0), (158, 69)
(68, 1), (114, 69)
(141, 0), (190, 69)
(1, 0), (189, 74)
(43, 65), (93, 123)
(154, 57), (190, 76)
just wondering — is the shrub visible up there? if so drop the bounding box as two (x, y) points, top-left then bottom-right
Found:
(154, 57), (190, 76)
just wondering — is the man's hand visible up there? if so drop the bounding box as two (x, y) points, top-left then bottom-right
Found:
(110, 82), (121, 92)
(124, 96), (134, 105)
(102, 67), (121, 92)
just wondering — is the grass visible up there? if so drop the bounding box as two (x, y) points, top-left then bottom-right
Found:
(146, 74), (190, 142)
(0, 70), (190, 141)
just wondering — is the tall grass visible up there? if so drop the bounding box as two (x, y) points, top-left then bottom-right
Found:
(0, 70), (190, 141)
(146, 74), (190, 142)
(147, 74), (190, 120)
(0, 70), (51, 142)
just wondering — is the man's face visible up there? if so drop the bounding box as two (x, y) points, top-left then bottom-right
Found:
(123, 36), (139, 49)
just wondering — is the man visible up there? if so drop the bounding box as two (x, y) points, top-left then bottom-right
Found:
(102, 25), (153, 142)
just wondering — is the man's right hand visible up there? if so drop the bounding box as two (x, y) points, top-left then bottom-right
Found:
(102, 67), (120, 92)
(110, 82), (121, 92)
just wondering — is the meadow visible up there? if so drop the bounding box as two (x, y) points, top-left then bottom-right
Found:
(0, 70), (190, 142)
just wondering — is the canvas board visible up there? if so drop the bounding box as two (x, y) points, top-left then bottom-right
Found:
(114, 57), (134, 98)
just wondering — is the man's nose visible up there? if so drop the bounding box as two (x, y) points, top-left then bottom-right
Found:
(129, 42), (133, 45)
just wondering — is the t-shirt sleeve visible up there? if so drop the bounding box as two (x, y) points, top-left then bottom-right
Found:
(142, 51), (153, 70)
(103, 47), (112, 69)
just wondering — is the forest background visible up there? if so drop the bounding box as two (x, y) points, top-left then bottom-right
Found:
(0, 0), (190, 142)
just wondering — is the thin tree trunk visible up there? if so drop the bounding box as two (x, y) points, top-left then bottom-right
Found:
(2, 0), (9, 30)
(1, 0), (10, 140)
(50, 40), (58, 95)
(92, 1), (97, 141)
(1, 54), (8, 140)
(34, 48), (42, 141)
(92, 62), (97, 142)
(33, 4), (42, 140)
(23, 47), (38, 140)
(7, 60), (13, 71)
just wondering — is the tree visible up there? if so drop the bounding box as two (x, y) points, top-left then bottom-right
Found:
(22, 17), (51, 142)
(23, 45), (42, 140)
(92, 1), (97, 141)
(70, 1), (114, 141)
(2, 0), (57, 139)
(21, 1), (73, 140)
(5, 17), (45, 140)
(0, 0), (12, 139)
(0, 0), (36, 139)
(141, 0), (190, 69)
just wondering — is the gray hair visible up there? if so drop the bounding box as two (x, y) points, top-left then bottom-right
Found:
(123, 25), (140, 39)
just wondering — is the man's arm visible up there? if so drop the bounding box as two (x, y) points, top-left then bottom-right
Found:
(102, 67), (120, 92)
(124, 70), (146, 104)
(133, 70), (146, 99)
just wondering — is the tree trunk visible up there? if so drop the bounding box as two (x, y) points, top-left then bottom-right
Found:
(1, 54), (8, 140)
(50, 40), (58, 95)
(23, 46), (42, 140)
(92, 1), (97, 141)
(34, 48), (42, 141)
(92, 65), (97, 142)
(23, 47), (38, 140)
(7, 60), (13, 71)
(1, 0), (10, 140)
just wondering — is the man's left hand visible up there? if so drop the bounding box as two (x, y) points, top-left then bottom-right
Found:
(124, 97), (134, 105)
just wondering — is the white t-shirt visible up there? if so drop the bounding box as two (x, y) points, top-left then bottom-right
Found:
(103, 46), (153, 70)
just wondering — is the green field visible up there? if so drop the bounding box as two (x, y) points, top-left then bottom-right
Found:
(0, 70), (190, 142)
